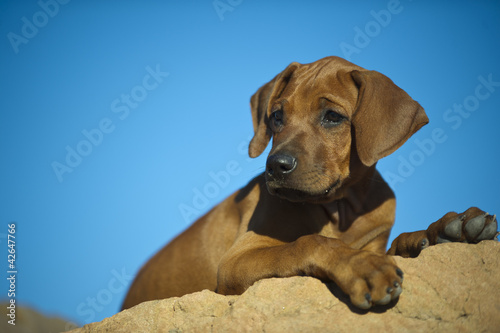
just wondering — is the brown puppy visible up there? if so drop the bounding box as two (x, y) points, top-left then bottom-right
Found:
(122, 56), (498, 310)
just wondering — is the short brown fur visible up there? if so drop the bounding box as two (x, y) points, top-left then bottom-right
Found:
(122, 56), (496, 310)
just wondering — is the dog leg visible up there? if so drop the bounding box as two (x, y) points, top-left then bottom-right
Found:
(388, 207), (498, 258)
(217, 234), (403, 310)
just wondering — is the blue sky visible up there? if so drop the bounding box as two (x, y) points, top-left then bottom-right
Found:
(1, 0), (499, 328)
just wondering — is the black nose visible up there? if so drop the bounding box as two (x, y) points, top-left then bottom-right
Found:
(266, 153), (297, 179)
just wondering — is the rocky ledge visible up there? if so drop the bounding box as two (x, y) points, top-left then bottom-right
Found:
(70, 241), (500, 332)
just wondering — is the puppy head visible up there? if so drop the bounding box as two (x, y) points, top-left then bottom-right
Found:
(249, 56), (428, 203)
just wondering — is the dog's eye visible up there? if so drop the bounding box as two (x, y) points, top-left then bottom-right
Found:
(322, 110), (345, 128)
(270, 110), (284, 132)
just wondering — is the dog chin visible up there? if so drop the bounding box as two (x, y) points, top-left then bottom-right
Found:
(266, 179), (341, 203)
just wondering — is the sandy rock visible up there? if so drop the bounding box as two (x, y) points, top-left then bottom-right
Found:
(69, 241), (500, 333)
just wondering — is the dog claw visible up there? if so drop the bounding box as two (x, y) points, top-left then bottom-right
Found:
(477, 216), (498, 241)
(444, 216), (464, 239)
(355, 293), (372, 310)
(464, 214), (487, 240)
(375, 293), (391, 305)
(392, 282), (403, 298)
(420, 238), (429, 249)
(396, 268), (404, 279)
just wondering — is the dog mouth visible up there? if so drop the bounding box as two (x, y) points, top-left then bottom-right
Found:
(267, 177), (341, 203)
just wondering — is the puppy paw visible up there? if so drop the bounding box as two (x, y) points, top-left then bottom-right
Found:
(334, 251), (403, 310)
(430, 207), (498, 244)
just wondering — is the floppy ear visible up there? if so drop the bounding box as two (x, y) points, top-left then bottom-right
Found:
(351, 70), (429, 166)
(248, 62), (301, 158)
